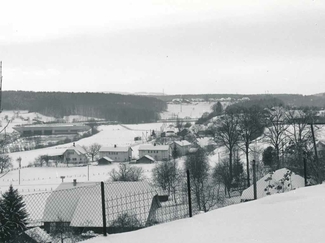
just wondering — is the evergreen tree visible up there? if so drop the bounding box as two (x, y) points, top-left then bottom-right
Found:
(0, 185), (29, 242)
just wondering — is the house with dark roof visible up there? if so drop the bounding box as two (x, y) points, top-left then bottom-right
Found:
(136, 155), (155, 164)
(42, 180), (161, 234)
(139, 144), (171, 161)
(99, 145), (132, 162)
(98, 157), (113, 165)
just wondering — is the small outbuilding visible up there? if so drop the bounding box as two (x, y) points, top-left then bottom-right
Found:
(98, 157), (113, 165)
(136, 155), (155, 164)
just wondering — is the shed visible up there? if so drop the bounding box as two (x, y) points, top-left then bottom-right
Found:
(98, 157), (113, 165)
(136, 155), (155, 164)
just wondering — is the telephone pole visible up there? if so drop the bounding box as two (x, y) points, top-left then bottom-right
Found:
(0, 61), (2, 113)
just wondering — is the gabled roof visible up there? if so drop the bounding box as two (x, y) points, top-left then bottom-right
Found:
(137, 155), (155, 162)
(66, 144), (87, 155)
(99, 156), (114, 162)
(99, 146), (131, 152)
(174, 140), (191, 147)
(70, 181), (159, 227)
(43, 181), (159, 227)
(139, 144), (170, 151)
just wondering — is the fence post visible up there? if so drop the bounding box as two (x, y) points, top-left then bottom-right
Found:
(303, 153), (307, 187)
(101, 182), (107, 236)
(186, 170), (192, 217)
(252, 160), (257, 200)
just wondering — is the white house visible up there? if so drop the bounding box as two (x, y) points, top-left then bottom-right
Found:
(63, 143), (88, 165)
(99, 145), (132, 162)
(138, 144), (171, 161)
(173, 140), (192, 156)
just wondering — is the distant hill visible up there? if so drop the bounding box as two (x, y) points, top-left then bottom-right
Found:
(2, 91), (167, 124)
(155, 93), (325, 108)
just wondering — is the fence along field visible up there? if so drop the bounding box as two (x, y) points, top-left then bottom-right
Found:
(11, 169), (253, 243)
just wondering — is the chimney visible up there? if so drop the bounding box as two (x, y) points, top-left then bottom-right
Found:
(73, 179), (77, 186)
(73, 142), (75, 147)
(114, 144), (117, 148)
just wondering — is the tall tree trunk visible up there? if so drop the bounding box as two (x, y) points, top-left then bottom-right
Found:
(245, 143), (250, 187)
(229, 150), (233, 182)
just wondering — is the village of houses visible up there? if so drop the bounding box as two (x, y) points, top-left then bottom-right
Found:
(2, 102), (325, 242)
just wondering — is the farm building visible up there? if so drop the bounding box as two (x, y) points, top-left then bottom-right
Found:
(173, 140), (192, 156)
(139, 144), (171, 161)
(98, 157), (113, 165)
(99, 145), (132, 162)
(13, 123), (91, 136)
(136, 155), (155, 164)
(40, 143), (88, 165)
(42, 180), (161, 234)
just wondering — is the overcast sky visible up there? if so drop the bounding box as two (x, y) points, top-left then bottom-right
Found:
(1, 0), (325, 95)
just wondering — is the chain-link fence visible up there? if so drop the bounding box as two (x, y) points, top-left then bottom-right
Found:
(1, 168), (272, 243)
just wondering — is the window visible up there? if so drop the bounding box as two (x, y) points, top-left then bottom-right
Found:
(73, 158), (77, 161)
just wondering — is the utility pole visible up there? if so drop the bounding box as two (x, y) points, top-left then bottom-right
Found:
(0, 61), (2, 113)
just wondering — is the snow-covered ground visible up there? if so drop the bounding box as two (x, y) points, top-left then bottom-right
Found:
(6, 123), (170, 168)
(0, 163), (157, 195)
(160, 102), (214, 119)
(85, 184), (325, 243)
(0, 110), (56, 133)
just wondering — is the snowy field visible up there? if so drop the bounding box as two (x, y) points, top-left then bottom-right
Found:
(0, 163), (157, 195)
(85, 184), (325, 243)
(160, 102), (214, 119)
(5, 123), (171, 168)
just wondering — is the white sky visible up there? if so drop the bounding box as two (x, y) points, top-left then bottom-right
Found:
(1, 0), (325, 95)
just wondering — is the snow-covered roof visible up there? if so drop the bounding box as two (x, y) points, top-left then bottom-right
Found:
(139, 144), (170, 151)
(241, 168), (305, 201)
(25, 227), (52, 243)
(43, 181), (159, 226)
(174, 140), (191, 147)
(141, 155), (155, 161)
(66, 144), (87, 155)
(99, 146), (131, 152)
(99, 156), (114, 162)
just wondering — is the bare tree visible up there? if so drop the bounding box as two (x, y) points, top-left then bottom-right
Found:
(83, 143), (102, 162)
(214, 111), (240, 180)
(0, 155), (12, 173)
(51, 216), (80, 243)
(264, 107), (289, 169)
(185, 148), (221, 212)
(152, 160), (181, 202)
(237, 106), (265, 186)
(175, 116), (184, 133)
(109, 163), (145, 181)
(285, 108), (315, 169)
(33, 155), (45, 167)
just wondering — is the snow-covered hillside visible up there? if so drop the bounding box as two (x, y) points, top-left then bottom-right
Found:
(0, 110), (56, 133)
(85, 184), (325, 243)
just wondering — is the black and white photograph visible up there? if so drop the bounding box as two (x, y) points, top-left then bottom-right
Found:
(1, 0), (325, 242)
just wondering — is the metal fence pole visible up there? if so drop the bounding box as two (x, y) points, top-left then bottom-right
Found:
(101, 182), (107, 236)
(252, 160), (257, 200)
(186, 170), (192, 217)
(303, 155), (308, 187)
